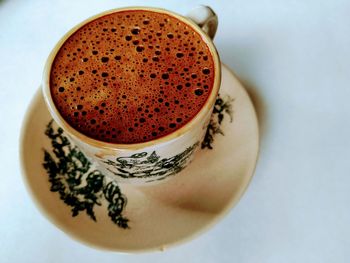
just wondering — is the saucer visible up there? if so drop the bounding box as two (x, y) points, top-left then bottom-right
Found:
(20, 64), (259, 252)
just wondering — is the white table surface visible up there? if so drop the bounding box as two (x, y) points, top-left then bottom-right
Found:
(1, 0), (349, 262)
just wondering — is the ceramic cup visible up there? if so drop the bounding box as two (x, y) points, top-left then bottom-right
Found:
(42, 6), (221, 184)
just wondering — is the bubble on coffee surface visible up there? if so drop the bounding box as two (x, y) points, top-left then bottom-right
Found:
(50, 10), (215, 143)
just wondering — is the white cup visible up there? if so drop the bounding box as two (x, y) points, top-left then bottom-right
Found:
(42, 6), (221, 184)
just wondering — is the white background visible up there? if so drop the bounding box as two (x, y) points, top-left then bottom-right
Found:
(1, 0), (350, 262)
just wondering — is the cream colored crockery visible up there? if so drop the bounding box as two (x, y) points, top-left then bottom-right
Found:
(42, 6), (221, 184)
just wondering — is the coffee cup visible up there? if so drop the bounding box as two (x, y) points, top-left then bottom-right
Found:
(42, 6), (221, 184)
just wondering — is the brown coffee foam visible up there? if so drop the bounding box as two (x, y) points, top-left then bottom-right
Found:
(50, 10), (215, 143)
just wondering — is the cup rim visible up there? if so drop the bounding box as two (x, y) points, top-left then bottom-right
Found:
(42, 6), (221, 150)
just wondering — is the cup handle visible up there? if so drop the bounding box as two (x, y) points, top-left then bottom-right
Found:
(186, 6), (218, 39)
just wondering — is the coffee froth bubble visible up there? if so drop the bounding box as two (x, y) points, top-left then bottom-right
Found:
(50, 10), (215, 143)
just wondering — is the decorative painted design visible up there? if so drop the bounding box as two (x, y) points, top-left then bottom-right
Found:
(41, 93), (232, 227)
(43, 120), (129, 229)
(102, 142), (199, 183)
(202, 94), (234, 149)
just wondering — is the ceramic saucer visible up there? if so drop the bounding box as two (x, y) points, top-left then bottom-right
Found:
(20, 64), (259, 252)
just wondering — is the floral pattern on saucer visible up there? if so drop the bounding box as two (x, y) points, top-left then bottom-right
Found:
(42, 94), (233, 229)
(43, 120), (129, 229)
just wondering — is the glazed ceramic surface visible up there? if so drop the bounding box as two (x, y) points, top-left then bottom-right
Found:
(20, 64), (259, 252)
(41, 6), (221, 184)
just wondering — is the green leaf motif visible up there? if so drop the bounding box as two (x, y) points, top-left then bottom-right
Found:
(102, 142), (199, 183)
(201, 94), (234, 150)
(41, 93), (231, 227)
(42, 120), (129, 229)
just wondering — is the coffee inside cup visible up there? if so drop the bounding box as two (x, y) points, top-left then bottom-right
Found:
(50, 9), (215, 144)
